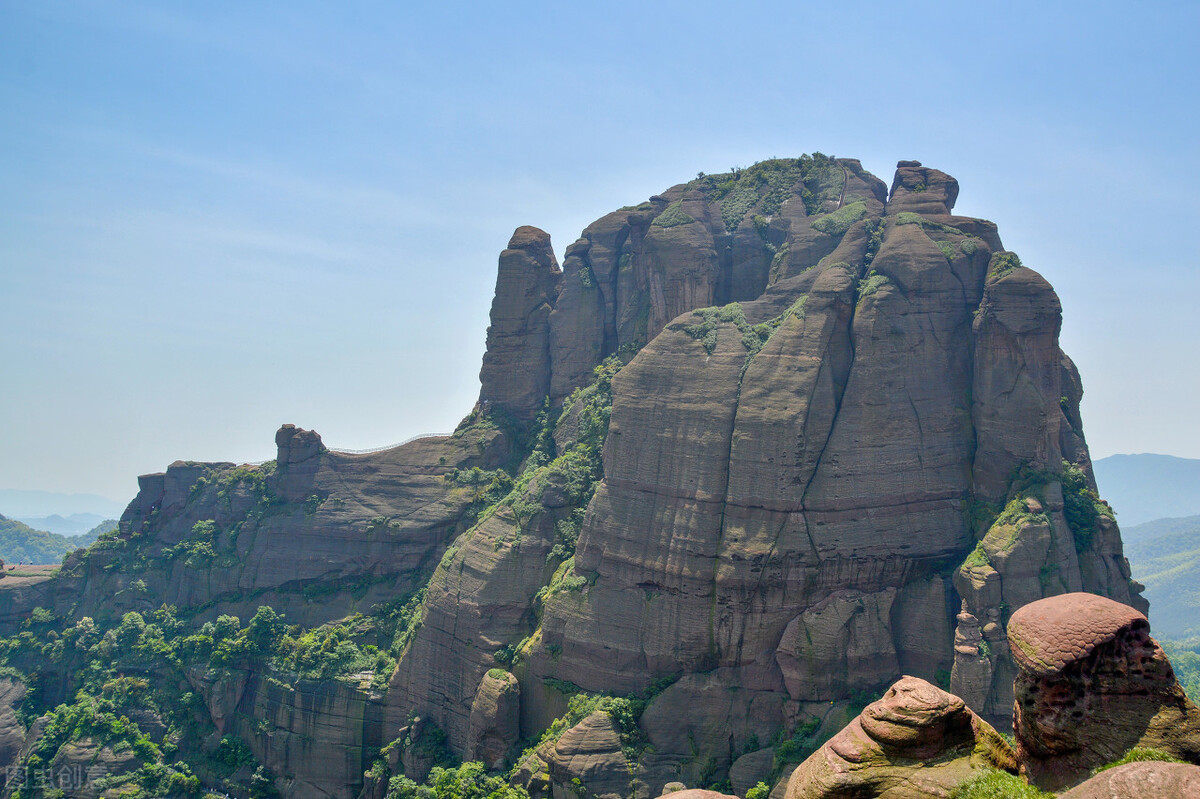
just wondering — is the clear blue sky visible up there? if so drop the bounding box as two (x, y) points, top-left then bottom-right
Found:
(2, 1), (1198, 505)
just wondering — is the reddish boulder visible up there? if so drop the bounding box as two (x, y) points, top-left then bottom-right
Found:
(785, 676), (1015, 799)
(1008, 592), (1200, 791)
(1058, 761), (1200, 798)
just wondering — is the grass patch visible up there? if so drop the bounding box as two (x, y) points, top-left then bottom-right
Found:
(810, 201), (867, 236)
(988, 252), (1023, 280)
(857, 272), (890, 300)
(949, 769), (1054, 798)
(652, 201), (695, 228)
(1094, 747), (1184, 773)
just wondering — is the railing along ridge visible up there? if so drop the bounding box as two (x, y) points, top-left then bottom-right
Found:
(327, 432), (449, 454)
(240, 433), (449, 466)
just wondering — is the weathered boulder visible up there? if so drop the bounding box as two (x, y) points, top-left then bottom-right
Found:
(656, 791), (739, 799)
(784, 676), (1016, 799)
(543, 711), (634, 799)
(1057, 761), (1200, 798)
(465, 669), (521, 770)
(1008, 592), (1200, 791)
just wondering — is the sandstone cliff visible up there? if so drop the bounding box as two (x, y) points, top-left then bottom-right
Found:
(387, 157), (1144, 794)
(0, 155), (1148, 799)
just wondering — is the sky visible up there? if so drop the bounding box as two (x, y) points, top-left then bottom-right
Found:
(2, 1), (1198, 508)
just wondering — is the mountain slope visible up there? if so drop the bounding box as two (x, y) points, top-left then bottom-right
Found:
(1123, 514), (1200, 638)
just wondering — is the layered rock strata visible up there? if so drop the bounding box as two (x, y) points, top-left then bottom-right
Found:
(391, 156), (1144, 789)
(784, 676), (1016, 799)
(1008, 592), (1200, 791)
(0, 156), (1151, 799)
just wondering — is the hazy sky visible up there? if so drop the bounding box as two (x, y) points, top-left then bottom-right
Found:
(2, 1), (1198, 506)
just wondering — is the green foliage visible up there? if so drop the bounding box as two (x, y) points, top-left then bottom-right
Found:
(962, 542), (992, 570)
(1060, 459), (1114, 552)
(511, 691), (650, 774)
(773, 716), (823, 767)
(1094, 747), (1184, 773)
(949, 769), (1054, 798)
(988, 252), (1023, 280)
(857, 272), (890, 300)
(863, 218), (884, 267)
(652, 200), (695, 228)
(386, 761), (531, 799)
(809, 201), (867, 236)
(746, 782), (770, 799)
(689, 154), (846, 230)
(1162, 637), (1200, 703)
(937, 240), (957, 261)
(161, 519), (221, 568)
(535, 557), (588, 604)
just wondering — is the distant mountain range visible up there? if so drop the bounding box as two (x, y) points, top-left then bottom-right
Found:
(0, 514), (115, 564)
(0, 488), (127, 519)
(1093, 453), (1200, 526)
(11, 512), (108, 535)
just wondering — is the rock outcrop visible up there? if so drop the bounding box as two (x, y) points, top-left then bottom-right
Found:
(0, 155), (1154, 799)
(0, 677), (26, 781)
(1057, 761), (1200, 798)
(1008, 592), (1200, 791)
(187, 667), (385, 799)
(480, 227), (563, 422)
(785, 676), (1015, 799)
(384, 157), (1146, 791)
(465, 669), (521, 770)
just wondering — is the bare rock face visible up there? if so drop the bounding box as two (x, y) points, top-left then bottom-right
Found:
(390, 157), (1145, 787)
(541, 711), (634, 799)
(657, 791), (740, 799)
(480, 226), (563, 422)
(185, 666), (384, 798)
(0, 677), (26, 776)
(465, 669), (521, 770)
(1057, 761), (1200, 798)
(1008, 592), (1200, 791)
(784, 676), (1016, 799)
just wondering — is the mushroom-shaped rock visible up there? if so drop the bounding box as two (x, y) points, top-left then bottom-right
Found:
(656, 791), (739, 799)
(1007, 592), (1144, 676)
(1009, 592), (1200, 791)
(1058, 761), (1200, 798)
(785, 676), (1015, 799)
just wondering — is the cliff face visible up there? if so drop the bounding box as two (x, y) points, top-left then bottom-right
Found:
(0, 155), (1147, 799)
(388, 157), (1144, 789)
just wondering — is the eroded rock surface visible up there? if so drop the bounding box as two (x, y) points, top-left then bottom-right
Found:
(465, 669), (521, 770)
(0, 677), (26, 777)
(1058, 761), (1200, 798)
(389, 158), (1145, 786)
(1009, 592), (1200, 791)
(784, 676), (1015, 799)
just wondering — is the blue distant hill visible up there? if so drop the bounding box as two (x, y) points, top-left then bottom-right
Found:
(1093, 454), (1200, 527)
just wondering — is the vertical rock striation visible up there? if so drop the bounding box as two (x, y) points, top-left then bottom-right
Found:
(389, 156), (1145, 791)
